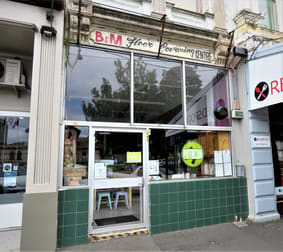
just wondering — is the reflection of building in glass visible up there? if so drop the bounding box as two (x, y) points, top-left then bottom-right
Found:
(0, 119), (8, 146)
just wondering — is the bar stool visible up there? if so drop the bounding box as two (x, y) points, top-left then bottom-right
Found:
(114, 191), (129, 209)
(97, 192), (112, 211)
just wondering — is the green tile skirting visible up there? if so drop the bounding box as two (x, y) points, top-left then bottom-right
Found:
(57, 188), (89, 248)
(150, 178), (248, 234)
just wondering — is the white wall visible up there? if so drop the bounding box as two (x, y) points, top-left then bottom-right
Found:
(167, 0), (197, 12)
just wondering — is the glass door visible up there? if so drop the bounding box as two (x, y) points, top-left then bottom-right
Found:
(89, 128), (148, 233)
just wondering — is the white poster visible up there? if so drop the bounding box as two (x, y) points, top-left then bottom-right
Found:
(214, 151), (223, 164)
(224, 163), (232, 176)
(148, 160), (159, 175)
(94, 163), (107, 179)
(223, 150), (231, 163)
(248, 53), (283, 110)
(215, 163), (224, 177)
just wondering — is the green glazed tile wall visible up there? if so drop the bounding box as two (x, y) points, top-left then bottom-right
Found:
(150, 178), (248, 234)
(57, 188), (89, 248)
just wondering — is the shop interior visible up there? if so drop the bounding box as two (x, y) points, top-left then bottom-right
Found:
(149, 129), (232, 181)
(269, 103), (283, 215)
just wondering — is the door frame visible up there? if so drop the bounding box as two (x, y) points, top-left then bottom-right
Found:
(88, 126), (149, 234)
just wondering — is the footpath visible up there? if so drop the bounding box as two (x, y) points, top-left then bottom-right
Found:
(1, 219), (282, 251)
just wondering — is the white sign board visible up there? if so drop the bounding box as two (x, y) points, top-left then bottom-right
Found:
(251, 135), (271, 148)
(94, 163), (107, 179)
(248, 53), (283, 110)
(148, 160), (159, 175)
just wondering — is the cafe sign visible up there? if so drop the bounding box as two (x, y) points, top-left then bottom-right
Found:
(90, 29), (213, 63)
(248, 53), (283, 110)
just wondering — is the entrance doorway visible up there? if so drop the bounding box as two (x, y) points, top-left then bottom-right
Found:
(89, 128), (148, 233)
(269, 103), (283, 215)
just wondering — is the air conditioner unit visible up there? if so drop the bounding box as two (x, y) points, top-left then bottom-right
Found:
(0, 58), (23, 85)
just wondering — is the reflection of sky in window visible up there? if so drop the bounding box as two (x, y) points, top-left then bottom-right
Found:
(0, 117), (29, 145)
(76, 126), (89, 138)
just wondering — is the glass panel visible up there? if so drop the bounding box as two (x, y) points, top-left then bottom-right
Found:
(65, 46), (131, 122)
(185, 64), (230, 126)
(149, 129), (232, 181)
(134, 55), (183, 124)
(94, 132), (142, 179)
(0, 117), (29, 204)
(93, 186), (142, 229)
(63, 126), (89, 186)
(259, 0), (275, 30)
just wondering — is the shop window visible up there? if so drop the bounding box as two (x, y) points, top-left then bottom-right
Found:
(134, 55), (183, 124)
(65, 46), (131, 122)
(63, 126), (89, 186)
(259, 0), (275, 30)
(186, 65), (230, 127)
(149, 129), (232, 181)
(0, 116), (29, 203)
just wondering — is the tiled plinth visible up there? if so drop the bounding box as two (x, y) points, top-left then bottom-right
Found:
(150, 178), (248, 234)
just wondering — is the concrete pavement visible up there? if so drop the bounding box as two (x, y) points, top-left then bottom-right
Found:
(0, 229), (20, 252)
(0, 219), (282, 251)
(61, 219), (282, 251)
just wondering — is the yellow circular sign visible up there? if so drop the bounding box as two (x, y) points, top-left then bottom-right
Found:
(181, 141), (203, 168)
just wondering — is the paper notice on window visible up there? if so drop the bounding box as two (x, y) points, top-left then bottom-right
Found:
(224, 163), (232, 176)
(4, 171), (17, 187)
(148, 160), (159, 175)
(214, 151), (223, 164)
(215, 163), (224, 177)
(223, 150), (231, 163)
(94, 163), (106, 179)
(127, 152), (142, 163)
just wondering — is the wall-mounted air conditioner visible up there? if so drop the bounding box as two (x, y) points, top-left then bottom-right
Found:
(0, 58), (24, 86)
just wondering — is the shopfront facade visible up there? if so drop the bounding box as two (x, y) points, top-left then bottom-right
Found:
(57, 1), (249, 248)
(243, 42), (283, 222)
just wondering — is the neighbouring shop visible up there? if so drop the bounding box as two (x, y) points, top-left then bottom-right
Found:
(56, 3), (248, 248)
(245, 42), (283, 222)
(0, 20), (33, 229)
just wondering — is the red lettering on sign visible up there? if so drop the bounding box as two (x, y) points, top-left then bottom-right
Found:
(281, 78), (283, 92)
(95, 31), (104, 42)
(110, 34), (122, 46)
(271, 80), (279, 95)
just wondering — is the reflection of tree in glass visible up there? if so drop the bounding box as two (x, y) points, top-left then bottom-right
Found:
(134, 57), (159, 122)
(185, 66), (202, 101)
(82, 59), (131, 121)
(81, 57), (202, 123)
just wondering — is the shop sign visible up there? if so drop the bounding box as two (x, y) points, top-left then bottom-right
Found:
(127, 152), (142, 163)
(251, 135), (271, 148)
(181, 141), (203, 167)
(90, 30), (212, 63)
(249, 53), (283, 110)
